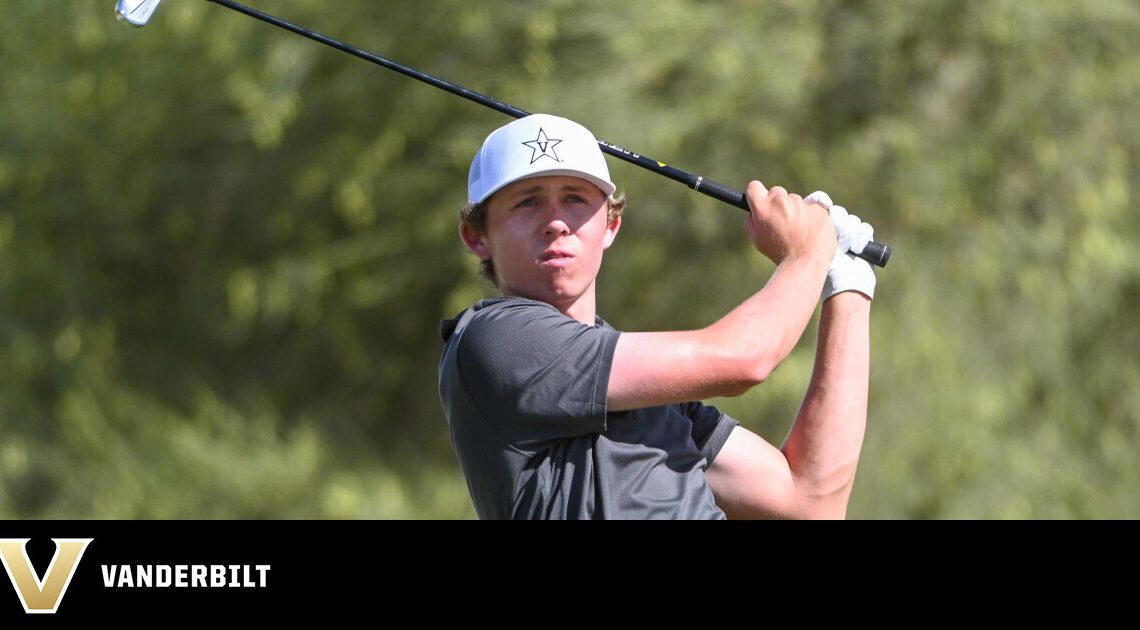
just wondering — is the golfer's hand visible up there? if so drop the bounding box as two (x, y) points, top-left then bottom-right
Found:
(744, 181), (835, 265)
(806, 191), (876, 301)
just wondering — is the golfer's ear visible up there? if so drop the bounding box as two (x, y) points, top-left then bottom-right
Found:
(603, 213), (621, 249)
(459, 223), (491, 260)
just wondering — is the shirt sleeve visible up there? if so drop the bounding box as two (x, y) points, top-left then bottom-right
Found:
(455, 299), (621, 448)
(682, 401), (740, 467)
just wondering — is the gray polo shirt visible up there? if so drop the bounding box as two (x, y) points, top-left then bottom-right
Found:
(438, 297), (738, 519)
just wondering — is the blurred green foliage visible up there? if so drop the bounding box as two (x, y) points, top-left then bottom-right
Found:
(1, 0), (1136, 518)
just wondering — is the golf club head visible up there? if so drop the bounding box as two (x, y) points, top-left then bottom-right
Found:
(115, 0), (164, 27)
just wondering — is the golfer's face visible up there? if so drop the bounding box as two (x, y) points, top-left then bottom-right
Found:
(483, 175), (617, 305)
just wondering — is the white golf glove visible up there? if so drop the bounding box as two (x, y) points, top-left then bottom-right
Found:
(805, 191), (876, 302)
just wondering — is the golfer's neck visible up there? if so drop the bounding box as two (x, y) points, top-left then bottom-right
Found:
(559, 287), (597, 326)
(504, 283), (597, 326)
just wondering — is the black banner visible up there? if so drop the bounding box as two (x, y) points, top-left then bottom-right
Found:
(0, 520), (1126, 622)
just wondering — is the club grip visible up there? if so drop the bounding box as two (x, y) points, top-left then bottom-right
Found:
(694, 176), (750, 210)
(693, 177), (891, 268)
(856, 241), (891, 267)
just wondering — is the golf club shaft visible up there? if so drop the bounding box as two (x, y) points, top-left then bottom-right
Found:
(206, 0), (891, 267)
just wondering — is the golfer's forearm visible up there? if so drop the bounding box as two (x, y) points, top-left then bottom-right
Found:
(704, 250), (830, 385)
(781, 292), (870, 516)
(607, 250), (829, 410)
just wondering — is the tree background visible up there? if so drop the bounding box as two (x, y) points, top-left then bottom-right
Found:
(1, 0), (1136, 518)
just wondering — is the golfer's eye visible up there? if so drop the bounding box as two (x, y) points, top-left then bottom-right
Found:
(514, 196), (540, 209)
(564, 194), (586, 204)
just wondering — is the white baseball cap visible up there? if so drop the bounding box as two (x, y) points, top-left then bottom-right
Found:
(468, 113), (617, 205)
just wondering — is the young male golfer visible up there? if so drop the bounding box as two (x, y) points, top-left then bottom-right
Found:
(439, 114), (875, 519)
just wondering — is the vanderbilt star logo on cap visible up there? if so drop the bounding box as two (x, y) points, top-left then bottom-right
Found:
(522, 128), (562, 164)
(468, 114), (615, 204)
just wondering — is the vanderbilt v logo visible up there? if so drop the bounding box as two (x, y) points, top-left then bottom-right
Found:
(0, 538), (93, 614)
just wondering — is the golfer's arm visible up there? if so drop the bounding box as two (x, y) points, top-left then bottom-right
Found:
(705, 292), (871, 519)
(608, 250), (829, 411)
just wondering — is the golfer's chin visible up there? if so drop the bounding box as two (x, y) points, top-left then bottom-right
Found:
(501, 273), (592, 310)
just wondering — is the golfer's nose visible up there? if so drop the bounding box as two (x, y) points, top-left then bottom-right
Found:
(543, 203), (570, 237)
(544, 216), (570, 237)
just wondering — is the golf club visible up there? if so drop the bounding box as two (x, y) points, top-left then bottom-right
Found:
(115, 0), (891, 267)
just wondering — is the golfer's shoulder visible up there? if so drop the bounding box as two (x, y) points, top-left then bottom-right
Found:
(458, 296), (615, 364)
(456, 296), (563, 352)
(464, 296), (563, 332)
